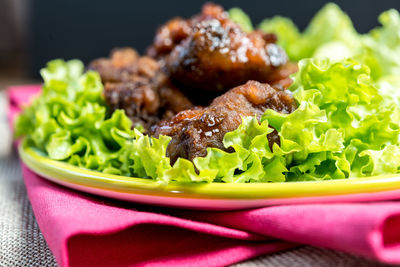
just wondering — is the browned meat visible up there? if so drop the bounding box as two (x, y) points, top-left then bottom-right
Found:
(165, 21), (290, 101)
(147, 3), (297, 104)
(88, 47), (194, 130)
(151, 81), (297, 163)
(147, 3), (227, 59)
(103, 81), (161, 128)
(270, 62), (299, 89)
(147, 18), (192, 59)
(89, 3), (298, 137)
(88, 48), (158, 83)
(152, 71), (193, 116)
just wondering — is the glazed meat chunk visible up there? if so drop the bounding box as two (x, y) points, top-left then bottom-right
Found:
(152, 4), (296, 104)
(147, 3), (297, 105)
(166, 20), (289, 99)
(147, 3), (227, 59)
(103, 81), (160, 127)
(151, 81), (296, 163)
(88, 48), (193, 129)
(88, 47), (145, 83)
(147, 18), (192, 59)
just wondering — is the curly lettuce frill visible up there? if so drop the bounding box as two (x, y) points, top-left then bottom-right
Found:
(256, 3), (400, 82)
(16, 57), (400, 183)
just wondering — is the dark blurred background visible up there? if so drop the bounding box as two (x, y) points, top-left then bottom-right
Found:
(0, 0), (399, 85)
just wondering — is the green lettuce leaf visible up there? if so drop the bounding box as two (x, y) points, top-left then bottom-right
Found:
(228, 7), (253, 32)
(16, 60), (171, 179)
(15, 60), (225, 183)
(283, 59), (400, 179)
(360, 9), (400, 80)
(258, 3), (400, 83)
(259, 3), (360, 61)
(16, 4), (400, 183)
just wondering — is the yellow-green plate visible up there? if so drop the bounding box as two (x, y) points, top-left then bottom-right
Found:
(19, 140), (400, 210)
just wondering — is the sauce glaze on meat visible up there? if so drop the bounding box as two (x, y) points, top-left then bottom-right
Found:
(151, 81), (296, 163)
(88, 3), (299, 163)
(88, 48), (193, 129)
(147, 3), (297, 104)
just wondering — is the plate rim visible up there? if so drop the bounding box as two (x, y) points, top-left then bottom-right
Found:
(18, 139), (400, 200)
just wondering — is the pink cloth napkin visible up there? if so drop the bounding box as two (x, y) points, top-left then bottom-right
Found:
(8, 85), (400, 267)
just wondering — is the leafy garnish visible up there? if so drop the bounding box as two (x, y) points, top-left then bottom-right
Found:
(16, 4), (400, 183)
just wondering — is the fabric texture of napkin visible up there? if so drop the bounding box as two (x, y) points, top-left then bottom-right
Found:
(8, 85), (400, 267)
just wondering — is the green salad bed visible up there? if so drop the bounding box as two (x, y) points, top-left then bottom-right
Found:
(16, 4), (400, 183)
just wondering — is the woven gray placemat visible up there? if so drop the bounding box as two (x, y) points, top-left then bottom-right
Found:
(0, 92), (396, 267)
(0, 152), (57, 267)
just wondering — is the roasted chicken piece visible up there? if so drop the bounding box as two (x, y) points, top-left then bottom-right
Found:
(147, 17), (192, 59)
(166, 20), (290, 99)
(89, 3), (297, 134)
(147, 3), (228, 59)
(103, 81), (161, 127)
(148, 3), (297, 104)
(151, 81), (297, 163)
(88, 48), (193, 129)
